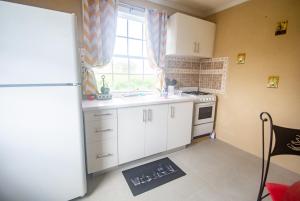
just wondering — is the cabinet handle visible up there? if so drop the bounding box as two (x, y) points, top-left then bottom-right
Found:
(143, 109), (147, 122)
(197, 42), (200, 53)
(193, 42), (196, 53)
(148, 109), (152, 121)
(96, 153), (113, 159)
(93, 113), (112, 117)
(171, 106), (175, 118)
(95, 128), (113, 133)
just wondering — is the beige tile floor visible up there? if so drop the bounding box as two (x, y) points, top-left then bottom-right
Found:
(75, 139), (300, 201)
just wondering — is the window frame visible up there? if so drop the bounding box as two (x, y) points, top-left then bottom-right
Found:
(93, 8), (156, 93)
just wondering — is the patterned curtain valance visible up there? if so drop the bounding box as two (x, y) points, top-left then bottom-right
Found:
(82, 0), (118, 66)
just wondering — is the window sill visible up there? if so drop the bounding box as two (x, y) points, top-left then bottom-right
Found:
(111, 90), (159, 98)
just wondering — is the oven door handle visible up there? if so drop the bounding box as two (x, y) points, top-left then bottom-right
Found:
(196, 102), (215, 107)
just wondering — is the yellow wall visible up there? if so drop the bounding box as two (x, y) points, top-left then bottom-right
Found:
(206, 0), (300, 174)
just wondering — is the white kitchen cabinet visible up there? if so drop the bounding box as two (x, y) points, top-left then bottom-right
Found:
(166, 13), (216, 58)
(144, 105), (168, 157)
(118, 107), (146, 164)
(84, 109), (118, 174)
(167, 102), (193, 150)
(118, 104), (168, 164)
(86, 139), (118, 174)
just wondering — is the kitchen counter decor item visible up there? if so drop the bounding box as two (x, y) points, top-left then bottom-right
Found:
(100, 75), (110, 94)
(96, 75), (112, 100)
(165, 78), (177, 94)
(96, 93), (112, 100)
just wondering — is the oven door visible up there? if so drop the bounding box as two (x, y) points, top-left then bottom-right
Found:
(193, 102), (215, 125)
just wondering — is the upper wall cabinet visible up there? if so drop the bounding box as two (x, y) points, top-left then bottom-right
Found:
(166, 13), (216, 58)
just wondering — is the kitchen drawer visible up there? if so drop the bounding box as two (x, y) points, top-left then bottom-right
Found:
(84, 109), (116, 122)
(86, 139), (118, 174)
(85, 119), (117, 143)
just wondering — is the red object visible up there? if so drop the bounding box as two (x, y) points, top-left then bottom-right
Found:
(266, 181), (300, 201)
(283, 181), (300, 201)
(87, 95), (95, 100)
(266, 183), (289, 201)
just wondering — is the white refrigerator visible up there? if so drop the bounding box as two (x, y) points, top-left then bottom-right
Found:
(0, 1), (87, 201)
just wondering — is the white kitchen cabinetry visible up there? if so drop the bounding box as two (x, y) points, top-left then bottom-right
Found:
(167, 102), (193, 150)
(166, 13), (216, 58)
(144, 105), (168, 157)
(118, 106), (146, 164)
(118, 105), (168, 164)
(84, 100), (194, 172)
(84, 109), (118, 174)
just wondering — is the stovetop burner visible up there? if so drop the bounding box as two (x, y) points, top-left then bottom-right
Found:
(183, 91), (210, 95)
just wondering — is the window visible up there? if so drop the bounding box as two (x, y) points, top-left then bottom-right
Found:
(93, 9), (156, 92)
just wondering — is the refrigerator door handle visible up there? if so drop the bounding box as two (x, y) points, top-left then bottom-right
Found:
(95, 128), (113, 133)
(96, 153), (113, 159)
(93, 113), (112, 117)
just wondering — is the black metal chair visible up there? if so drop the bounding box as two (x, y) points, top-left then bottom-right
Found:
(257, 112), (300, 201)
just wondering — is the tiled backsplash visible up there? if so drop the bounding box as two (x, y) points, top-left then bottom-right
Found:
(165, 56), (201, 87)
(199, 57), (228, 94)
(165, 56), (228, 93)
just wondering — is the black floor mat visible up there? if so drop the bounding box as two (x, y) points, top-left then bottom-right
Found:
(122, 157), (186, 196)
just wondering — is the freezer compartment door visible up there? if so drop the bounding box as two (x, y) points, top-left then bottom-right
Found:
(0, 86), (86, 201)
(0, 1), (80, 85)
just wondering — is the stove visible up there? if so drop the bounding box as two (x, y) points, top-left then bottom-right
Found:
(180, 87), (216, 103)
(180, 87), (216, 139)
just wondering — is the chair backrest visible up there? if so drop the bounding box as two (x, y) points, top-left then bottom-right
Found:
(257, 112), (300, 201)
(271, 125), (300, 157)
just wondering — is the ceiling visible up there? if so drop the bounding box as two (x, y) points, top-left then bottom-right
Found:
(146, 0), (248, 17)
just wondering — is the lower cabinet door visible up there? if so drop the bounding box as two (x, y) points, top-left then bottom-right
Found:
(145, 104), (168, 156)
(167, 102), (193, 150)
(86, 139), (118, 174)
(118, 107), (146, 164)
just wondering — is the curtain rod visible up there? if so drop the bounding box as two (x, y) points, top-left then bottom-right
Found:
(118, 1), (146, 12)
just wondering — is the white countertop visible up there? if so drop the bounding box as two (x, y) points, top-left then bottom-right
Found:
(82, 95), (195, 111)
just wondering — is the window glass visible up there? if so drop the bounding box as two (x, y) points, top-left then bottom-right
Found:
(143, 60), (154, 74)
(114, 37), (127, 56)
(116, 17), (127, 37)
(94, 62), (112, 74)
(113, 57), (128, 74)
(113, 74), (129, 90)
(129, 58), (143, 74)
(129, 75), (144, 89)
(128, 20), (143, 39)
(143, 41), (147, 57)
(143, 75), (156, 89)
(128, 39), (143, 57)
